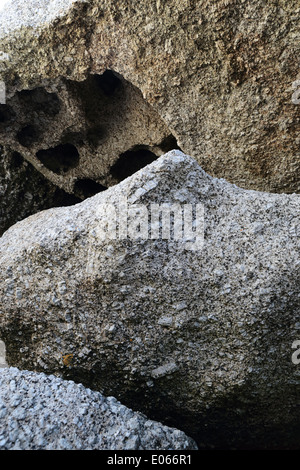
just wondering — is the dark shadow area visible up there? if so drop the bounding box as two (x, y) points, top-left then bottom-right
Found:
(17, 125), (39, 147)
(86, 126), (106, 147)
(111, 146), (159, 182)
(0, 104), (15, 125)
(0, 147), (81, 236)
(159, 134), (182, 153)
(73, 178), (107, 199)
(10, 151), (24, 168)
(17, 87), (61, 117)
(65, 70), (123, 127)
(36, 144), (80, 174)
(93, 70), (122, 96)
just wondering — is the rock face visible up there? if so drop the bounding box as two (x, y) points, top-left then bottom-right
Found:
(0, 367), (198, 450)
(0, 0), (299, 197)
(0, 151), (299, 449)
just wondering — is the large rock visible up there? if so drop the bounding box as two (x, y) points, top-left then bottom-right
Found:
(0, 0), (299, 194)
(0, 151), (299, 449)
(0, 367), (197, 450)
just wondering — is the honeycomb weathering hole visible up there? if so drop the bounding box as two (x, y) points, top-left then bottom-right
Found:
(86, 126), (106, 147)
(159, 134), (182, 153)
(0, 104), (15, 124)
(111, 147), (159, 182)
(17, 87), (61, 117)
(93, 70), (122, 96)
(36, 143), (80, 174)
(17, 125), (39, 147)
(74, 178), (107, 199)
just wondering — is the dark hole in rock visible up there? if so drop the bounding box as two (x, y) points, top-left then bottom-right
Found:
(159, 134), (182, 153)
(92, 70), (122, 96)
(74, 178), (107, 199)
(51, 189), (81, 207)
(0, 104), (15, 124)
(66, 70), (123, 126)
(11, 151), (24, 168)
(17, 125), (39, 147)
(111, 146), (159, 182)
(36, 143), (80, 174)
(17, 87), (61, 116)
(86, 126), (106, 147)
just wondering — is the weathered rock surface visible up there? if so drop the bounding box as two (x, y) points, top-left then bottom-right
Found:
(0, 151), (299, 449)
(0, 68), (176, 196)
(0, 0), (299, 196)
(0, 367), (197, 450)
